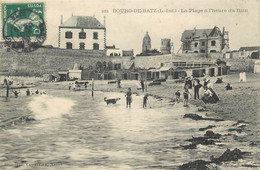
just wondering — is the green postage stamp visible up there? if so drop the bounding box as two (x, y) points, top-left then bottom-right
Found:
(2, 2), (46, 52)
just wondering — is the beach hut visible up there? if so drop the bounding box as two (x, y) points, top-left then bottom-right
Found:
(42, 74), (56, 82)
(58, 71), (69, 81)
(254, 60), (260, 73)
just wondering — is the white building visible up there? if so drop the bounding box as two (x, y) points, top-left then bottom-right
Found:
(106, 45), (122, 56)
(58, 15), (106, 51)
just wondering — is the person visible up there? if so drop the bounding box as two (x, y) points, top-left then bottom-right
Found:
(84, 82), (88, 89)
(35, 89), (39, 94)
(26, 88), (30, 96)
(225, 83), (232, 90)
(175, 90), (181, 103)
(215, 77), (223, 84)
(207, 80), (213, 89)
(125, 88), (132, 108)
(140, 80), (145, 92)
(243, 72), (247, 82)
(117, 79), (121, 88)
(183, 87), (190, 106)
(239, 72), (247, 82)
(184, 77), (192, 90)
(3, 78), (7, 85)
(12, 90), (20, 98)
(68, 83), (71, 90)
(194, 79), (202, 99)
(202, 87), (213, 104)
(203, 77), (208, 89)
(202, 86), (219, 104)
(143, 94), (148, 108)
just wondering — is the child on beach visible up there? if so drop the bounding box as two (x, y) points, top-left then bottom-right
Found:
(26, 89), (30, 96)
(125, 88), (132, 108)
(225, 83), (232, 90)
(12, 90), (20, 98)
(143, 94), (148, 108)
(183, 88), (190, 106)
(175, 90), (181, 103)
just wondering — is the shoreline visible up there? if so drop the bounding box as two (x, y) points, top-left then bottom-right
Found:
(0, 73), (259, 169)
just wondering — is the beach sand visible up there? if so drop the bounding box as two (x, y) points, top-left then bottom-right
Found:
(94, 73), (260, 123)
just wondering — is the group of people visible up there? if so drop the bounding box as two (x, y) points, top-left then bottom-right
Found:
(174, 76), (220, 106)
(12, 89), (46, 97)
(68, 81), (88, 90)
(124, 88), (149, 109)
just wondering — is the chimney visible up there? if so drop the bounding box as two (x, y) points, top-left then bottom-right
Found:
(60, 15), (63, 25)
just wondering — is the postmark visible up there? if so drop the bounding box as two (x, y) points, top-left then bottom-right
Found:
(2, 3), (46, 52)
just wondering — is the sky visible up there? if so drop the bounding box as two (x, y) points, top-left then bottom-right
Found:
(1, 0), (260, 54)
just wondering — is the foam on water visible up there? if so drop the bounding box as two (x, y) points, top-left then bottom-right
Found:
(28, 95), (75, 120)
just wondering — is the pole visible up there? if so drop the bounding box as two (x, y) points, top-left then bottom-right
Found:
(6, 84), (9, 97)
(145, 70), (147, 92)
(92, 78), (94, 97)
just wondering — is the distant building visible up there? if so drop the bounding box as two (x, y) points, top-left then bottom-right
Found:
(238, 46), (260, 59)
(122, 50), (134, 57)
(181, 26), (229, 55)
(106, 45), (122, 56)
(160, 38), (171, 54)
(142, 32), (151, 53)
(230, 46), (260, 59)
(58, 15), (106, 51)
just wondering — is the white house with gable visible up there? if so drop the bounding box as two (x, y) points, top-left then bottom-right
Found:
(58, 15), (106, 51)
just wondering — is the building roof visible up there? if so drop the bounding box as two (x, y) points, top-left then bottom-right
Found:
(239, 46), (260, 51)
(181, 27), (215, 42)
(106, 45), (116, 49)
(158, 66), (172, 71)
(60, 16), (105, 29)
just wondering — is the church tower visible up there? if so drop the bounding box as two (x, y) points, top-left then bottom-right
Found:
(142, 32), (151, 53)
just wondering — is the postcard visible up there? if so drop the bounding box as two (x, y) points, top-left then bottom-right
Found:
(0, 0), (259, 169)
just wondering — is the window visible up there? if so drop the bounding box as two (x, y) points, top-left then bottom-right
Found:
(93, 43), (99, 50)
(210, 50), (216, 53)
(211, 40), (216, 46)
(79, 43), (85, 50)
(93, 32), (98, 39)
(65, 31), (72, 39)
(114, 64), (121, 70)
(201, 41), (205, 46)
(195, 42), (198, 47)
(194, 51), (198, 53)
(200, 50), (205, 53)
(79, 32), (86, 39)
(66, 42), (72, 49)
(160, 63), (164, 67)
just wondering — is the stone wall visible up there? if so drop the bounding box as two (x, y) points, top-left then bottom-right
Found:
(0, 48), (132, 76)
(225, 58), (256, 72)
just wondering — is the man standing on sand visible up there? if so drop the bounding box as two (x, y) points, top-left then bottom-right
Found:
(126, 88), (132, 108)
(143, 94), (148, 108)
(140, 80), (144, 92)
(194, 79), (202, 99)
(117, 79), (121, 88)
